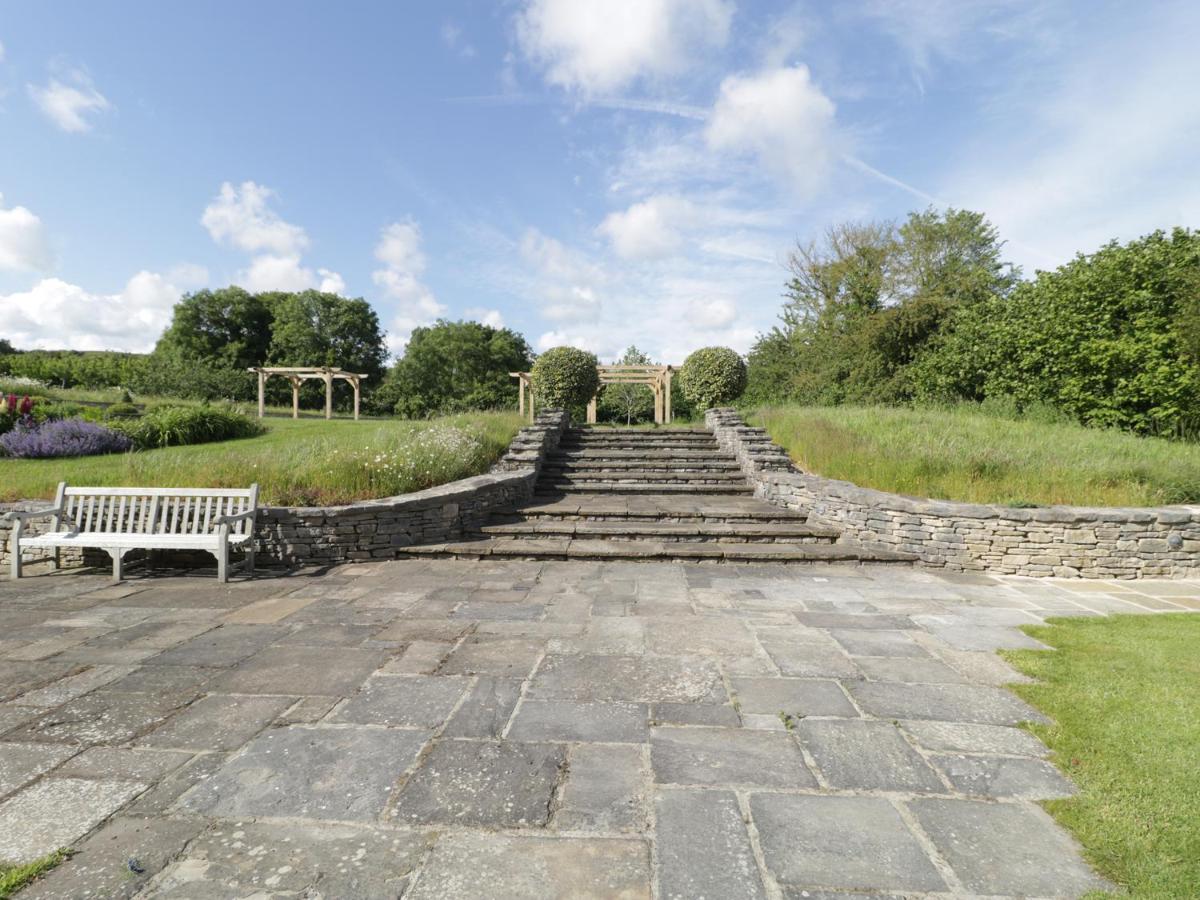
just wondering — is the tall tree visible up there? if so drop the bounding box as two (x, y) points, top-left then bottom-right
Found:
(267, 291), (387, 377)
(154, 287), (274, 369)
(376, 319), (531, 417)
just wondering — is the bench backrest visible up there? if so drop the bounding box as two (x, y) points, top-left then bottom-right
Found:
(56, 484), (259, 537)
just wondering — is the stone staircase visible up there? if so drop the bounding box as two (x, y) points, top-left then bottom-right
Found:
(405, 426), (914, 565)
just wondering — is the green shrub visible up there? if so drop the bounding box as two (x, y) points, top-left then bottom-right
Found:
(679, 347), (748, 410)
(35, 401), (103, 424)
(113, 405), (265, 450)
(103, 402), (142, 420)
(531, 346), (599, 410)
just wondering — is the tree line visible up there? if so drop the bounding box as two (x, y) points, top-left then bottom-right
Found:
(747, 211), (1200, 438)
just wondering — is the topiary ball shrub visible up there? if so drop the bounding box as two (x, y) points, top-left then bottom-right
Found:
(0, 418), (133, 458)
(531, 346), (600, 410)
(679, 346), (748, 410)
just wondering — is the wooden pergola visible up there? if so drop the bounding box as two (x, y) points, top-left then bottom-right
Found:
(510, 364), (675, 424)
(247, 366), (369, 420)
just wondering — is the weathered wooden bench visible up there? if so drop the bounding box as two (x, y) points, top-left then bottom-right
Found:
(5, 483), (259, 583)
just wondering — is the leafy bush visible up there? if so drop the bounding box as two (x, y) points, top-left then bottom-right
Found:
(910, 227), (1200, 436)
(0, 418), (132, 458)
(679, 347), (748, 409)
(34, 401), (103, 424)
(103, 402), (142, 420)
(113, 405), (265, 450)
(531, 346), (600, 410)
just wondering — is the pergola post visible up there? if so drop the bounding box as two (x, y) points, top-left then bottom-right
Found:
(653, 383), (663, 425)
(324, 370), (333, 420)
(352, 376), (361, 421)
(256, 370), (266, 419)
(586, 394), (598, 425)
(289, 376), (300, 419)
(664, 368), (673, 424)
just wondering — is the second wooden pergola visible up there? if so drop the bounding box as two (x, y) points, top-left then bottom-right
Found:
(510, 364), (675, 424)
(247, 366), (369, 420)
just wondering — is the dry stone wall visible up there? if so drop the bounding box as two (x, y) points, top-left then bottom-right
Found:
(706, 408), (1200, 579)
(2, 409), (569, 571)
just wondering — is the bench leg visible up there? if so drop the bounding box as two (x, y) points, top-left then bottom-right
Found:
(53, 547), (61, 570)
(217, 542), (229, 584)
(244, 545), (255, 576)
(108, 549), (125, 584)
(10, 546), (21, 580)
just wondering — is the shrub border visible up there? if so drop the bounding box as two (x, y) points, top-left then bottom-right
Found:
(706, 408), (1200, 579)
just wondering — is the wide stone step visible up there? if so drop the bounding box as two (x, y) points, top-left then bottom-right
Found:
(550, 449), (735, 461)
(402, 538), (915, 565)
(558, 441), (721, 452)
(480, 519), (840, 543)
(535, 482), (753, 495)
(544, 462), (741, 473)
(541, 470), (747, 483)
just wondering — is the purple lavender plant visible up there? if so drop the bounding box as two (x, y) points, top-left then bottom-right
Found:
(0, 417), (133, 458)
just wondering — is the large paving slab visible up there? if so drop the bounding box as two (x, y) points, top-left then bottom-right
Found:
(1, 558), (1191, 895)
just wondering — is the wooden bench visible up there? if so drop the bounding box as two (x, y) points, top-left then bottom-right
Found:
(5, 483), (259, 583)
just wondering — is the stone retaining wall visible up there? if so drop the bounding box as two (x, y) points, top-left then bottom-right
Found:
(707, 408), (1200, 579)
(2, 409), (568, 571)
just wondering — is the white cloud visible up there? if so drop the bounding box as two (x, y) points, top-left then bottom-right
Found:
(706, 65), (838, 198)
(28, 69), (111, 133)
(597, 195), (693, 259)
(465, 307), (505, 328)
(515, 0), (733, 94)
(0, 194), (53, 272)
(201, 181), (309, 256)
(519, 228), (605, 321)
(164, 262), (209, 289)
(372, 220), (446, 353)
(442, 22), (476, 58)
(2, 271), (183, 352)
(200, 181), (344, 294)
(536, 330), (589, 351)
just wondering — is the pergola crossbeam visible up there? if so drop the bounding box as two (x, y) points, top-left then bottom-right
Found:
(247, 367), (370, 420)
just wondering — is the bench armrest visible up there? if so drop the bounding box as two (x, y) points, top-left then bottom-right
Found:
(1, 506), (63, 523)
(214, 509), (257, 526)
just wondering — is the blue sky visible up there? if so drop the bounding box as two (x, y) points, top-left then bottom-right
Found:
(2, 0), (1198, 361)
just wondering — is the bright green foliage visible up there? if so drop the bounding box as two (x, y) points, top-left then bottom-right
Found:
(750, 403), (1200, 507)
(3, 412), (523, 507)
(154, 287), (273, 371)
(911, 228), (1200, 436)
(376, 319), (533, 417)
(0, 350), (150, 390)
(531, 346), (600, 410)
(679, 346), (747, 410)
(1003, 615), (1200, 897)
(102, 401), (142, 420)
(598, 345), (656, 425)
(0, 849), (70, 898)
(745, 208), (1018, 406)
(112, 405), (264, 450)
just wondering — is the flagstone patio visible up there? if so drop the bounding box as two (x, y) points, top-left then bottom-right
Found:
(1, 559), (1196, 898)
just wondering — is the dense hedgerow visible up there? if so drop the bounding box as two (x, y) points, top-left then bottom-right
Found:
(112, 406), (265, 450)
(531, 346), (600, 410)
(678, 347), (748, 410)
(0, 418), (133, 458)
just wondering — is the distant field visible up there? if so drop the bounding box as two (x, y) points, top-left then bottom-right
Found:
(749, 405), (1200, 507)
(2, 412), (523, 506)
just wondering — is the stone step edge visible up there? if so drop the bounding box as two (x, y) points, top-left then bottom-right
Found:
(401, 539), (915, 564)
(481, 521), (841, 539)
(534, 484), (753, 495)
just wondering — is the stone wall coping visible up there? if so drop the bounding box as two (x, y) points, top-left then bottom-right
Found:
(258, 469), (533, 519)
(760, 471), (1200, 524)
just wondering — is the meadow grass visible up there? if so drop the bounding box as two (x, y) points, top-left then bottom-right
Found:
(748, 404), (1200, 507)
(1003, 615), (1200, 897)
(0, 850), (69, 897)
(2, 412), (524, 506)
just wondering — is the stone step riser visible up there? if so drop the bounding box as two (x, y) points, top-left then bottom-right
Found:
(405, 546), (913, 565)
(535, 485), (753, 495)
(541, 473), (746, 483)
(510, 513), (809, 524)
(483, 533), (835, 545)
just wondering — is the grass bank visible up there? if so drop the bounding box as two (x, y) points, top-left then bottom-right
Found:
(1003, 615), (1200, 897)
(2, 412), (523, 506)
(749, 405), (1200, 507)
(0, 850), (68, 897)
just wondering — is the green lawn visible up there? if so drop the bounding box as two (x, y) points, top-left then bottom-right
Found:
(2, 412), (524, 506)
(0, 850), (68, 897)
(749, 404), (1200, 507)
(1003, 615), (1200, 897)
